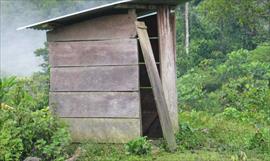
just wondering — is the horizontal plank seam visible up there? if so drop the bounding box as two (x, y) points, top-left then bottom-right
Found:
(60, 117), (140, 119)
(49, 37), (137, 42)
(51, 64), (160, 67)
(48, 37), (159, 42)
(50, 91), (140, 93)
(139, 37), (159, 40)
(50, 65), (139, 68)
(139, 62), (160, 64)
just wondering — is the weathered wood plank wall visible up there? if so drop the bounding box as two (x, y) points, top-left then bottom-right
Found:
(49, 39), (138, 67)
(48, 12), (141, 143)
(50, 66), (139, 91)
(47, 14), (137, 41)
(50, 92), (140, 118)
(64, 118), (141, 143)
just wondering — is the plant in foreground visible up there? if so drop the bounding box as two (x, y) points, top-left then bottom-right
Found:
(125, 137), (152, 155)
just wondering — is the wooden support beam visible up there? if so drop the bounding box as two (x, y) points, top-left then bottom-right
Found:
(115, 4), (157, 10)
(136, 21), (177, 151)
(157, 5), (178, 132)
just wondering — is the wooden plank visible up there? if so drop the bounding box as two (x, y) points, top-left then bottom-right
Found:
(50, 92), (140, 118)
(170, 12), (177, 62)
(63, 118), (141, 143)
(157, 6), (178, 132)
(115, 4), (157, 10)
(47, 14), (137, 42)
(50, 66), (139, 92)
(136, 21), (177, 151)
(49, 39), (138, 67)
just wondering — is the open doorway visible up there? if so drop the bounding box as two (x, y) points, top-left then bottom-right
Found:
(138, 13), (163, 138)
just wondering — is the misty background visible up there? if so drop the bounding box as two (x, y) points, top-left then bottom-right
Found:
(0, 0), (117, 76)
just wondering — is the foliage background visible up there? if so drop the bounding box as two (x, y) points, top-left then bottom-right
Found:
(1, 0), (270, 160)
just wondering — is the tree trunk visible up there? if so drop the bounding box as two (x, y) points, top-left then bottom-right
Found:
(185, 2), (189, 54)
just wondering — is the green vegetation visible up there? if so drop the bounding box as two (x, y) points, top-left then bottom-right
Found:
(125, 137), (152, 155)
(1, 0), (270, 160)
(178, 44), (270, 114)
(0, 42), (71, 161)
(72, 110), (269, 160)
(0, 76), (71, 161)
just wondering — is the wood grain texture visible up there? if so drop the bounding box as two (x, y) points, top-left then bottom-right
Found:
(63, 118), (141, 143)
(49, 39), (138, 67)
(157, 6), (178, 133)
(50, 66), (139, 92)
(136, 21), (177, 151)
(170, 12), (177, 62)
(50, 92), (140, 118)
(47, 14), (136, 42)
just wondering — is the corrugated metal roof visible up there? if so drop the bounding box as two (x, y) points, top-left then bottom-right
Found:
(17, 0), (186, 31)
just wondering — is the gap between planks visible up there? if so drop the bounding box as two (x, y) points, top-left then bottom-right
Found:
(50, 91), (140, 93)
(50, 64), (140, 68)
(60, 117), (140, 119)
(51, 64), (160, 68)
(48, 37), (159, 42)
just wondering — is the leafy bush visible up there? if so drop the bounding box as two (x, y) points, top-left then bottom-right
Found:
(0, 76), (16, 103)
(125, 137), (152, 155)
(178, 43), (270, 119)
(2, 74), (49, 110)
(176, 123), (205, 150)
(249, 128), (270, 153)
(180, 111), (255, 151)
(180, 111), (270, 159)
(222, 107), (269, 126)
(0, 77), (71, 161)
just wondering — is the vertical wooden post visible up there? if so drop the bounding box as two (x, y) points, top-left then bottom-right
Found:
(157, 5), (178, 132)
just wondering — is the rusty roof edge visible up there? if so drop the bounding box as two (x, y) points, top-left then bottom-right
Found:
(16, 0), (133, 31)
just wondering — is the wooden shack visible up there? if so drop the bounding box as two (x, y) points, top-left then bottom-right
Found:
(18, 0), (187, 143)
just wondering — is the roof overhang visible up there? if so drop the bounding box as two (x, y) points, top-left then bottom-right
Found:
(17, 0), (188, 31)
